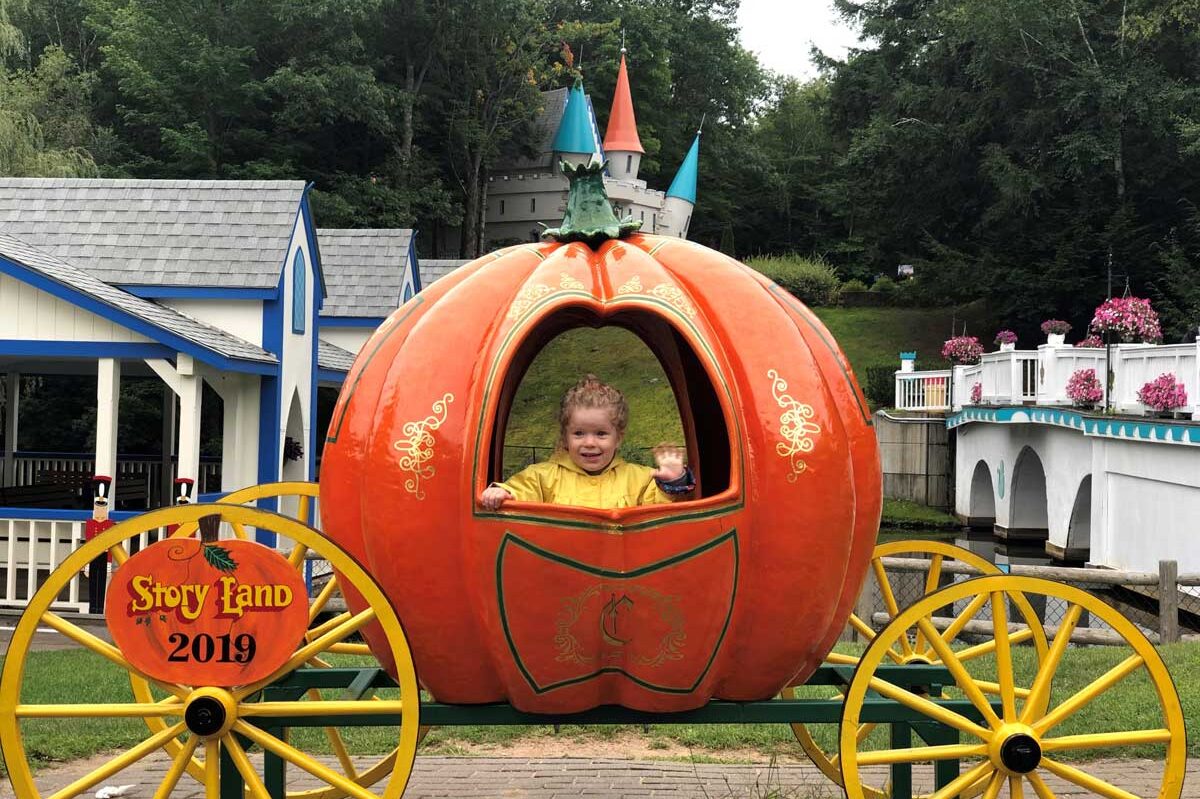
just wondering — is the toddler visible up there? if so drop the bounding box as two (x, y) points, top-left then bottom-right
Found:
(480, 375), (695, 510)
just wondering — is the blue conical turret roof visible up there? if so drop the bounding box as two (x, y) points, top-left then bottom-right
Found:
(551, 77), (597, 155)
(666, 132), (700, 204)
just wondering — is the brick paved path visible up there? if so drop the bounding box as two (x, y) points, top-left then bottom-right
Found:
(2, 754), (1191, 798)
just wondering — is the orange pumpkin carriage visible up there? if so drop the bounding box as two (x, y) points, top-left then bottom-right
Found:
(0, 165), (1187, 799)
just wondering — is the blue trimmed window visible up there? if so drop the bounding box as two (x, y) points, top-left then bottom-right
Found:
(292, 249), (306, 334)
(403, 282), (414, 303)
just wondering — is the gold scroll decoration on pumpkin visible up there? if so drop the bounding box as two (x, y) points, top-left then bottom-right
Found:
(648, 284), (697, 319)
(616, 275), (643, 294)
(768, 369), (821, 481)
(393, 393), (454, 500)
(507, 283), (554, 321)
(560, 272), (585, 290)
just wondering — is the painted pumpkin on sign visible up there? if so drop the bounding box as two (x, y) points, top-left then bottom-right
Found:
(319, 162), (881, 714)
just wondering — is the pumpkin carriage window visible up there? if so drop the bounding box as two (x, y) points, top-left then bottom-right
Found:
(486, 307), (732, 501)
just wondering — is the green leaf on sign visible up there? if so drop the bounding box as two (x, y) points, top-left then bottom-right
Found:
(203, 544), (238, 572)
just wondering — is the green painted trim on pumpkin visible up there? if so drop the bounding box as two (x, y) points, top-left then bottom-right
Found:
(542, 160), (641, 248)
(495, 528), (739, 695)
(647, 240), (670, 257)
(470, 288), (746, 527)
(325, 295), (425, 444)
(524, 247), (547, 261)
(477, 499), (742, 533)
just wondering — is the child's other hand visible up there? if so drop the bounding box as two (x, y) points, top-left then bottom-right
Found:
(480, 486), (513, 510)
(651, 444), (685, 482)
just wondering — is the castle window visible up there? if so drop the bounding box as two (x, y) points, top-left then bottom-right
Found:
(640, 210), (645, 222)
(652, 213), (657, 232)
(530, 197), (536, 213)
(291, 249), (306, 335)
(500, 200), (506, 215)
(626, 154), (632, 172)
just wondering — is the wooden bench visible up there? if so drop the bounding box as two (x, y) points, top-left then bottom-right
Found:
(0, 482), (81, 509)
(35, 470), (149, 510)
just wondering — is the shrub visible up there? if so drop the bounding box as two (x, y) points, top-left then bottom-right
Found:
(1066, 369), (1103, 408)
(870, 276), (897, 294)
(1137, 373), (1188, 411)
(994, 329), (1018, 346)
(842, 278), (869, 293)
(941, 336), (983, 365)
(1040, 319), (1072, 336)
(747, 254), (841, 306)
(863, 365), (898, 407)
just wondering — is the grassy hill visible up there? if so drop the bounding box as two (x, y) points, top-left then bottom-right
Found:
(503, 302), (995, 472)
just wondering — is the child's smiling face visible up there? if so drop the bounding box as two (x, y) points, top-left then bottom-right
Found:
(564, 407), (622, 474)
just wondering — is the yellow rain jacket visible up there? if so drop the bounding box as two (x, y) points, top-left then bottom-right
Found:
(496, 451), (673, 509)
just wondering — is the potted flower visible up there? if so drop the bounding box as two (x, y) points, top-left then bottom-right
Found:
(1040, 319), (1071, 346)
(283, 436), (304, 462)
(1065, 368), (1103, 409)
(1137, 373), (1188, 417)
(969, 382), (982, 404)
(941, 335), (983, 365)
(993, 330), (1018, 351)
(1075, 334), (1104, 348)
(1088, 297), (1162, 344)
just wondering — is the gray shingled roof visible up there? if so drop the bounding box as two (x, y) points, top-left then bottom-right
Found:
(317, 339), (357, 373)
(0, 234), (277, 366)
(420, 259), (469, 286)
(317, 228), (413, 318)
(0, 178), (307, 289)
(494, 88), (568, 171)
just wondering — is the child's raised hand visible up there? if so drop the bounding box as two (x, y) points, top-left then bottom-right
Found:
(651, 443), (685, 482)
(480, 485), (513, 510)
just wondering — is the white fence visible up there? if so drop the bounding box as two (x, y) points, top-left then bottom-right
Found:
(897, 337), (1200, 417)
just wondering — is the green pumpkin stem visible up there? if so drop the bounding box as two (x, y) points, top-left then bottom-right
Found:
(542, 159), (642, 247)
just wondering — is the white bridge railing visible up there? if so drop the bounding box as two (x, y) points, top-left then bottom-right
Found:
(895, 337), (1200, 417)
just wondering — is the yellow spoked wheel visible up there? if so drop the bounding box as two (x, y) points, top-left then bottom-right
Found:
(784, 540), (1050, 799)
(0, 504), (421, 799)
(129, 482), (424, 799)
(839, 575), (1186, 799)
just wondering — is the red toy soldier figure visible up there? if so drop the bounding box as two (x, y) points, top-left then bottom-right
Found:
(84, 475), (115, 614)
(164, 477), (195, 536)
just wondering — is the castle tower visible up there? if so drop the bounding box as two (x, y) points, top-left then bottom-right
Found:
(661, 131), (700, 238)
(552, 77), (600, 168)
(602, 50), (644, 181)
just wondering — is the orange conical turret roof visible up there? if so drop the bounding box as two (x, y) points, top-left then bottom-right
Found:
(602, 52), (644, 154)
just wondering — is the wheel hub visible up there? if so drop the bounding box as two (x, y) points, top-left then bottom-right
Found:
(184, 687), (237, 739)
(998, 732), (1042, 774)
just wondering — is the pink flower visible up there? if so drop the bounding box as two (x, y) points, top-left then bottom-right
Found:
(1137, 373), (1188, 411)
(1088, 297), (1162, 343)
(942, 336), (983, 365)
(1066, 369), (1103, 408)
(1041, 319), (1071, 336)
(969, 382), (982, 403)
(994, 329), (1018, 346)
(1075, 335), (1105, 348)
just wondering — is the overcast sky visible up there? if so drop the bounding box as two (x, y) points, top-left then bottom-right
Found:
(736, 0), (862, 79)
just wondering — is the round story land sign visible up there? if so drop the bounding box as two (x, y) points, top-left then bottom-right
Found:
(106, 536), (309, 686)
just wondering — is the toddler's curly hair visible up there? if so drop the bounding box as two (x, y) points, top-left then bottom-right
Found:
(558, 374), (629, 446)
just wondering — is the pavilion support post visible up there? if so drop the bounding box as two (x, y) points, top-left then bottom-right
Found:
(176, 355), (203, 492)
(161, 384), (175, 506)
(94, 359), (121, 484)
(3, 372), (19, 486)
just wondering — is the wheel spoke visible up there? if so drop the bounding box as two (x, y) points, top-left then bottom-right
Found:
(915, 616), (1002, 729)
(233, 721), (381, 799)
(927, 760), (994, 799)
(45, 721), (188, 799)
(241, 699), (404, 718)
(941, 592), (988, 644)
(1040, 757), (1141, 799)
(1042, 729), (1173, 752)
(308, 689), (359, 779)
(865, 675), (991, 740)
(204, 740), (220, 799)
(956, 628), (1035, 662)
(307, 611), (352, 641)
(849, 613), (878, 642)
(16, 702), (183, 718)
(288, 542), (310, 570)
(980, 770), (1004, 799)
(230, 521), (251, 540)
(223, 732), (272, 799)
(1026, 771), (1055, 799)
(109, 542), (132, 566)
(41, 613), (188, 699)
(1010, 775), (1025, 799)
(990, 592), (1017, 721)
(1021, 604), (1083, 724)
(308, 578), (340, 622)
(872, 558), (913, 657)
(327, 643), (374, 656)
(1034, 654), (1144, 735)
(235, 608), (377, 700)
(826, 651), (859, 666)
(973, 680), (1032, 701)
(913, 554), (945, 655)
(152, 734), (199, 799)
(857, 742), (987, 765)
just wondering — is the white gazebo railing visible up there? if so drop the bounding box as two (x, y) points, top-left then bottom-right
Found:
(899, 337), (1200, 418)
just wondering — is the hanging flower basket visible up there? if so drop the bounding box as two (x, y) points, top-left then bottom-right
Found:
(283, 436), (305, 462)
(1065, 369), (1103, 409)
(941, 336), (983, 365)
(1089, 297), (1162, 343)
